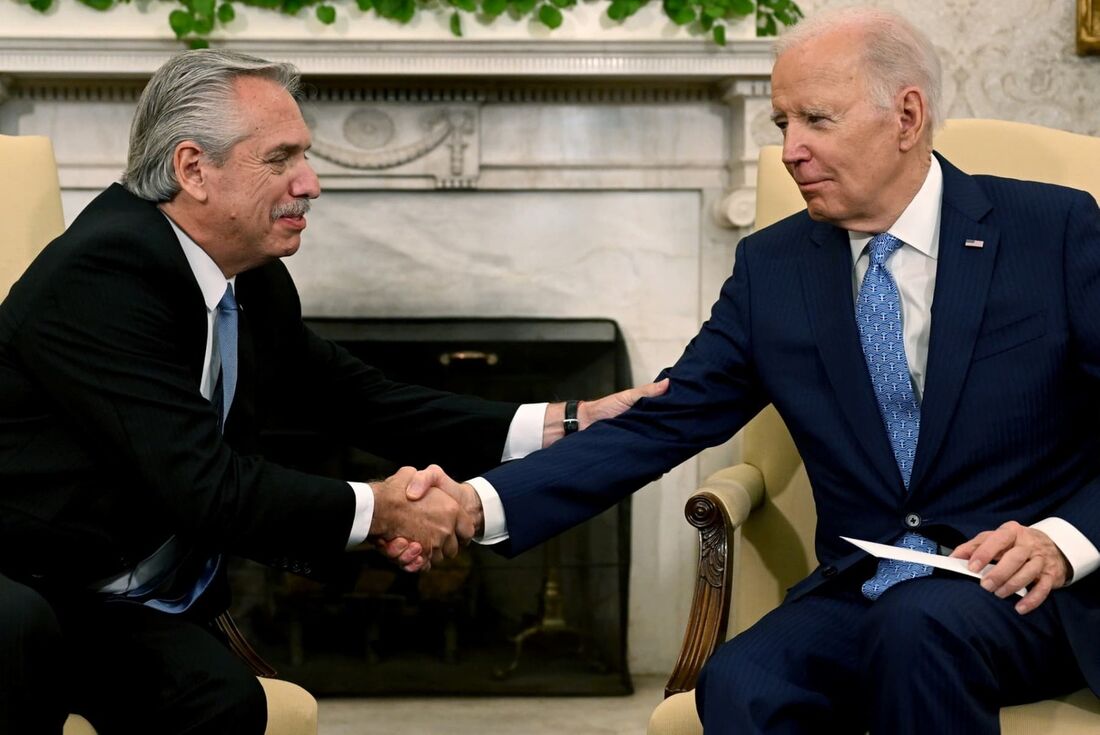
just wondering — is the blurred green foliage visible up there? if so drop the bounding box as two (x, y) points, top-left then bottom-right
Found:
(22, 0), (801, 47)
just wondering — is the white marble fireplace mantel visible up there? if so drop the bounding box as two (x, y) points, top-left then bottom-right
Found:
(0, 37), (775, 79)
(0, 7), (782, 675)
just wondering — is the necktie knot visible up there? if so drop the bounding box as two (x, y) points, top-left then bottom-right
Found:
(868, 232), (903, 266)
(218, 283), (238, 314)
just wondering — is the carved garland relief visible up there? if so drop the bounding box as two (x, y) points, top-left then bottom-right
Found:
(304, 104), (480, 189)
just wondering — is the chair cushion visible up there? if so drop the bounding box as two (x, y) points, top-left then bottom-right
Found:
(1002, 688), (1100, 734)
(258, 677), (318, 735)
(63, 715), (97, 735)
(63, 677), (317, 735)
(647, 691), (702, 735)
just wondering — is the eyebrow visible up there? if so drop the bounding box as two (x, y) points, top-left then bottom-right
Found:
(770, 106), (833, 123)
(266, 142), (312, 157)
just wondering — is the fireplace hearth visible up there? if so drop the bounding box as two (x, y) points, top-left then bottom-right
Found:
(230, 317), (633, 696)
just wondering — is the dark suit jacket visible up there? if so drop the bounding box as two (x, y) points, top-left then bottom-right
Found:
(0, 183), (518, 591)
(483, 154), (1100, 692)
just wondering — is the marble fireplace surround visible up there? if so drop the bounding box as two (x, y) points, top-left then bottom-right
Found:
(0, 30), (781, 675)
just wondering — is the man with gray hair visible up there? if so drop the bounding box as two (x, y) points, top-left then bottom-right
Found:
(403, 6), (1100, 732)
(0, 49), (659, 733)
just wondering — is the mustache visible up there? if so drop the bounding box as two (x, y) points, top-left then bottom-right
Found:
(271, 199), (311, 220)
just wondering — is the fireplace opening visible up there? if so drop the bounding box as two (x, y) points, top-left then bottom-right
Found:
(230, 317), (633, 696)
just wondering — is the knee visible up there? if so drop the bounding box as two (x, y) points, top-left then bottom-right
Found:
(698, 633), (773, 711)
(700, 635), (756, 691)
(0, 580), (62, 662)
(861, 581), (974, 667)
(697, 639), (756, 732)
(208, 668), (267, 735)
(0, 579), (65, 731)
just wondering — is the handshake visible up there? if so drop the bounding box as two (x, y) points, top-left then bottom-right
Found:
(361, 379), (669, 572)
(366, 464), (484, 573)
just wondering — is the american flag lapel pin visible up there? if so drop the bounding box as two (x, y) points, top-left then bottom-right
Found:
(964, 238), (984, 249)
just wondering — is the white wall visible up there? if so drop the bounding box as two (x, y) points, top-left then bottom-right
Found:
(801, 0), (1099, 136)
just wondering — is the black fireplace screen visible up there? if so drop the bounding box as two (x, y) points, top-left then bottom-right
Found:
(229, 318), (633, 696)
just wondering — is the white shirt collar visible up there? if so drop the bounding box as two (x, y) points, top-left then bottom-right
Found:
(161, 212), (235, 310)
(849, 155), (943, 261)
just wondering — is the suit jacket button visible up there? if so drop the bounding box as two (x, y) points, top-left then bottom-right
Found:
(905, 513), (922, 528)
(821, 566), (838, 578)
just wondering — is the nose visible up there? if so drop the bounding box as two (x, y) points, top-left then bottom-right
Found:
(781, 124), (810, 167)
(292, 159), (321, 200)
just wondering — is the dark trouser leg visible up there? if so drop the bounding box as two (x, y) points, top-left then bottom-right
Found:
(0, 573), (67, 735)
(63, 601), (267, 735)
(696, 587), (870, 735)
(696, 574), (1084, 735)
(862, 577), (1083, 735)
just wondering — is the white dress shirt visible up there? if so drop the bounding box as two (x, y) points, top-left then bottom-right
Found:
(473, 156), (1100, 584)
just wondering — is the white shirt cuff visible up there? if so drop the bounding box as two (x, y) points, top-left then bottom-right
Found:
(1031, 517), (1100, 584)
(502, 402), (548, 461)
(467, 476), (509, 544)
(345, 481), (375, 550)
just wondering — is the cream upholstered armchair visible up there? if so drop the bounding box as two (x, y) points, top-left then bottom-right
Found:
(0, 134), (319, 735)
(648, 119), (1100, 735)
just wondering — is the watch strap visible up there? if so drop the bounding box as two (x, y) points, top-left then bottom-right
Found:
(563, 400), (580, 435)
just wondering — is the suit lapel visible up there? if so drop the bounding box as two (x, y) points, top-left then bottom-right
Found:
(909, 155), (999, 491)
(800, 219), (904, 493)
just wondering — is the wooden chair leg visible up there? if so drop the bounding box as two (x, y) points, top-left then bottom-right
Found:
(213, 611), (278, 678)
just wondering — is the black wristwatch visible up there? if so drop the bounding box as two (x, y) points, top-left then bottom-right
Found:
(563, 400), (581, 435)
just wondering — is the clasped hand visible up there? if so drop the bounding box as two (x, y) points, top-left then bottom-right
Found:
(369, 465), (480, 572)
(370, 379), (668, 572)
(367, 465), (478, 572)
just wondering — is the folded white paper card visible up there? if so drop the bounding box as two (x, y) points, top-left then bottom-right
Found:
(840, 536), (1027, 597)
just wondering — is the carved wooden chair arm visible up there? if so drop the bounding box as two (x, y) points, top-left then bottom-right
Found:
(663, 463), (765, 698)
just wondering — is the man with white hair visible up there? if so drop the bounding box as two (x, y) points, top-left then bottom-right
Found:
(408, 7), (1100, 732)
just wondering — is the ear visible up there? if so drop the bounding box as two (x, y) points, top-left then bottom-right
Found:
(172, 141), (210, 203)
(896, 86), (928, 153)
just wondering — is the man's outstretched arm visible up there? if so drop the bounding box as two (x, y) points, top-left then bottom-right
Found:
(377, 380), (669, 571)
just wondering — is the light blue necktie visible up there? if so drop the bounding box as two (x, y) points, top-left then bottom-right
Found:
(855, 233), (935, 600)
(213, 284), (238, 433)
(139, 284), (237, 614)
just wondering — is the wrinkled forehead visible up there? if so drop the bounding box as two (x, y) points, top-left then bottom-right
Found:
(228, 79), (312, 150)
(773, 27), (868, 84)
(771, 64), (866, 115)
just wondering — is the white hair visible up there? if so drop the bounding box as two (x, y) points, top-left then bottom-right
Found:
(123, 49), (301, 202)
(774, 6), (943, 134)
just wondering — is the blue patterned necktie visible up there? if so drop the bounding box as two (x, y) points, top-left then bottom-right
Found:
(855, 233), (935, 600)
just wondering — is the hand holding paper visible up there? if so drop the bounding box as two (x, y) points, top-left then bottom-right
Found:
(841, 536), (1026, 597)
(947, 521), (1071, 615)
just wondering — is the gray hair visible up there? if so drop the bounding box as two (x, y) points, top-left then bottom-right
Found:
(123, 49), (301, 202)
(774, 6), (943, 135)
